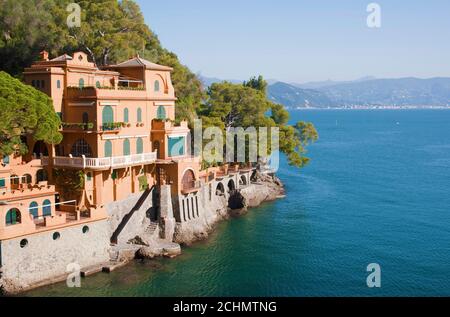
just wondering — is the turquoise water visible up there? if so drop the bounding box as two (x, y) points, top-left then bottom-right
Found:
(27, 110), (450, 296)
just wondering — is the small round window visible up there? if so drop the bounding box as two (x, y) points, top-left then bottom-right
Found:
(20, 239), (28, 248)
(53, 232), (61, 240)
(82, 225), (89, 234)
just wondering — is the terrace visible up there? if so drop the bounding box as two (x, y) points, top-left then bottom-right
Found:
(42, 151), (157, 170)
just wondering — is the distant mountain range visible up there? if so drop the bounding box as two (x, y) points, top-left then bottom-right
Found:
(199, 75), (450, 109)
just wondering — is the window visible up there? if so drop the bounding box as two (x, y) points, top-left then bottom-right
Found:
(123, 139), (130, 156)
(42, 199), (52, 217)
(5, 208), (21, 226)
(2, 155), (9, 165)
(29, 202), (39, 219)
(156, 106), (166, 120)
(104, 140), (112, 157)
(168, 136), (186, 157)
(123, 108), (129, 123)
(82, 112), (89, 130)
(154, 80), (160, 92)
(11, 175), (19, 186)
(32, 80), (36, 87)
(79, 78), (85, 88)
(96, 81), (101, 88)
(36, 80), (40, 88)
(0, 178), (5, 187)
(57, 80), (61, 89)
(70, 139), (93, 157)
(37, 169), (48, 182)
(82, 225), (89, 234)
(111, 170), (118, 180)
(20, 239), (28, 248)
(137, 107), (142, 123)
(41, 80), (45, 88)
(53, 232), (61, 240)
(102, 106), (114, 130)
(86, 172), (92, 181)
(136, 138), (143, 154)
(23, 174), (32, 184)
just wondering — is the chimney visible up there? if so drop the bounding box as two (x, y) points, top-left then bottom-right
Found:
(40, 50), (49, 61)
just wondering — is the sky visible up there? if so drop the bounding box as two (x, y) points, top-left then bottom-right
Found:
(136, 0), (450, 83)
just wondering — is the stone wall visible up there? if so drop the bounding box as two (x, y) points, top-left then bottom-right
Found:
(0, 220), (110, 294)
(107, 188), (155, 245)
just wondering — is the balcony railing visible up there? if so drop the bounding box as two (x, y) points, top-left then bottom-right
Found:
(42, 152), (157, 170)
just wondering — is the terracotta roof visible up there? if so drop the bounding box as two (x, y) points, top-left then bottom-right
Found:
(111, 56), (173, 71)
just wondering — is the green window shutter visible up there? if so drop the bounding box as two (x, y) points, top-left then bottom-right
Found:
(136, 138), (143, 154)
(0, 178), (5, 187)
(96, 81), (101, 88)
(79, 78), (84, 88)
(112, 170), (118, 180)
(104, 140), (112, 157)
(6, 209), (18, 225)
(43, 199), (52, 217)
(29, 202), (39, 219)
(124, 108), (129, 123)
(102, 106), (114, 129)
(123, 139), (130, 156)
(137, 108), (142, 123)
(157, 106), (166, 120)
(154, 81), (160, 92)
(168, 136), (185, 157)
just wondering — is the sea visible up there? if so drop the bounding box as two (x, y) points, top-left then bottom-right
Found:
(26, 109), (450, 296)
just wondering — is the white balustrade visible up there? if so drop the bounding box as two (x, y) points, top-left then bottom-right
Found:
(41, 152), (157, 169)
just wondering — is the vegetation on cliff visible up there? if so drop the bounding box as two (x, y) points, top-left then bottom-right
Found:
(0, 0), (317, 167)
(0, 71), (62, 156)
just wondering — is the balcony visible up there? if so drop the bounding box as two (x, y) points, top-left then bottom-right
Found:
(42, 152), (157, 170)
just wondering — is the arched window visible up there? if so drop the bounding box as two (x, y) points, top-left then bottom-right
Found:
(102, 105), (114, 130)
(10, 175), (19, 186)
(70, 139), (93, 157)
(154, 80), (160, 92)
(42, 199), (52, 217)
(79, 78), (84, 88)
(181, 169), (195, 191)
(137, 108), (142, 123)
(157, 105), (166, 120)
(29, 202), (39, 219)
(228, 179), (236, 192)
(82, 112), (89, 130)
(23, 174), (32, 184)
(123, 139), (130, 156)
(136, 138), (143, 154)
(36, 169), (48, 182)
(123, 108), (129, 123)
(6, 208), (21, 226)
(57, 80), (61, 89)
(104, 140), (112, 157)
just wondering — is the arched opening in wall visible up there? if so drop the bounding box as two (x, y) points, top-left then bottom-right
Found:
(216, 183), (225, 196)
(82, 112), (89, 130)
(32, 141), (49, 158)
(36, 169), (48, 183)
(10, 174), (20, 189)
(23, 174), (32, 184)
(71, 139), (93, 157)
(239, 175), (248, 186)
(42, 199), (52, 217)
(181, 169), (195, 192)
(228, 179), (236, 193)
(5, 208), (21, 226)
(29, 201), (39, 219)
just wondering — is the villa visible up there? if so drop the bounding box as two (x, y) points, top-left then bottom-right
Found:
(0, 51), (254, 293)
